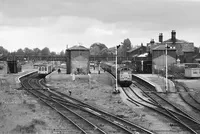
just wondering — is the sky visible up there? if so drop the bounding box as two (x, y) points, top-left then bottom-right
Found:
(0, 0), (200, 52)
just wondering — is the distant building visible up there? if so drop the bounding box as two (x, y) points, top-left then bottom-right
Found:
(152, 45), (176, 73)
(127, 44), (152, 73)
(66, 45), (90, 74)
(163, 30), (194, 63)
(127, 43), (147, 58)
(150, 30), (195, 73)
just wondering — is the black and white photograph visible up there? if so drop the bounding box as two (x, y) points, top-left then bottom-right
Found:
(1, 0), (200, 133)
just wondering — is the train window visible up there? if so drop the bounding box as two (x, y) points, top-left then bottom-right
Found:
(45, 67), (47, 71)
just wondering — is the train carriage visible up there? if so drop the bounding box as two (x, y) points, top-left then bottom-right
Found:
(38, 63), (54, 77)
(100, 61), (132, 87)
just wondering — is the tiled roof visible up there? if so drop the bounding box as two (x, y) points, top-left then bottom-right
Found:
(163, 38), (194, 52)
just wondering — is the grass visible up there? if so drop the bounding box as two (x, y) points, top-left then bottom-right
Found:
(11, 119), (46, 134)
(12, 124), (36, 134)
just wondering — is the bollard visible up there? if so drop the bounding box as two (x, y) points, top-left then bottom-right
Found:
(72, 73), (75, 81)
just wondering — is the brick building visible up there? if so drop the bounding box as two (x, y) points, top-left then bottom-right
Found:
(66, 45), (90, 74)
(148, 30), (195, 73)
(163, 30), (194, 63)
(152, 45), (176, 73)
(127, 43), (147, 58)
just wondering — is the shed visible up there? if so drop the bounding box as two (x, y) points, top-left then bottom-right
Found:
(66, 45), (90, 74)
(7, 60), (21, 73)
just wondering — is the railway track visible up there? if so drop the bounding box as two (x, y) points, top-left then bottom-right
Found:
(128, 77), (200, 134)
(20, 73), (155, 134)
(175, 81), (200, 113)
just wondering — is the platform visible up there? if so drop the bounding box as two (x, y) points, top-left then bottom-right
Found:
(133, 74), (176, 92)
(15, 69), (38, 88)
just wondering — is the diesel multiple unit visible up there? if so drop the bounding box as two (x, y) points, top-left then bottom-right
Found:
(100, 62), (132, 87)
(37, 63), (54, 77)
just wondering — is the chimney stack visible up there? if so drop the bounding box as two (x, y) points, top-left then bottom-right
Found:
(150, 39), (155, 44)
(171, 30), (176, 43)
(159, 33), (163, 43)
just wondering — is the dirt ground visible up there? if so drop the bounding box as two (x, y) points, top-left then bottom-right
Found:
(0, 63), (198, 134)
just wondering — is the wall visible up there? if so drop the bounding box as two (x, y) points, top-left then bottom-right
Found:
(67, 50), (89, 74)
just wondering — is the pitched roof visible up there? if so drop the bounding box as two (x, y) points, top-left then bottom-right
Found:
(68, 45), (89, 50)
(163, 38), (194, 52)
(152, 45), (176, 50)
(163, 38), (190, 43)
(127, 46), (146, 53)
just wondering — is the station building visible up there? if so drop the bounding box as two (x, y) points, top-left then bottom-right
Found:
(148, 30), (195, 73)
(127, 44), (152, 73)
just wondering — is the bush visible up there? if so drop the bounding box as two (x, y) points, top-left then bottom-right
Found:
(154, 64), (185, 79)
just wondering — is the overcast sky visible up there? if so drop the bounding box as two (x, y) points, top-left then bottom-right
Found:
(0, 0), (200, 52)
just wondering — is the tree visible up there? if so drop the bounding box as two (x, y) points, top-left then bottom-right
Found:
(33, 48), (41, 56)
(16, 48), (24, 56)
(99, 48), (109, 57)
(60, 50), (65, 56)
(90, 42), (108, 56)
(121, 38), (132, 57)
(24, 47), (34, 56)
(0, 46), (9, 56)
(50, 51), (57, 56)
(41, 47), (50, 56)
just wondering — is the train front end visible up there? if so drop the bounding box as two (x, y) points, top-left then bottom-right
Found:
(118, 67), (132, 87)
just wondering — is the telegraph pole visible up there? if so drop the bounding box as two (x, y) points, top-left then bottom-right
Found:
(165, 43), (168, 92)
(115, 45), (118, 93)
(115, 45), (120, 93)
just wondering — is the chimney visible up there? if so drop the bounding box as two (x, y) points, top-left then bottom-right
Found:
(150, 39), (155, 44)
(159, 33), (163, 43)
(171, 30), (176, 43)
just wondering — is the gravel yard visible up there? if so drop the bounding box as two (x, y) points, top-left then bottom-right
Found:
(46, 68), (188, 134)
(176, 79), (200, 102)
(1, 63), (199, 134)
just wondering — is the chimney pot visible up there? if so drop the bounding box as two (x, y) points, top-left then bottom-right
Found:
(159, 33), (163, 43)
(171, 30), (176, 43)
(150, 39), (155, 44)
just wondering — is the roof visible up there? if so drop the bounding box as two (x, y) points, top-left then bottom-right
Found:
(67, 45), (89, 51)
(163, 38), (194, 52)
(163, 38), (190, 43)
(152, 45), (176, 50)
(127, 46), (146, 53)
(137, 53), (148, 57)
(193, 53), (200, 59)
(132, 54), (139, 57)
